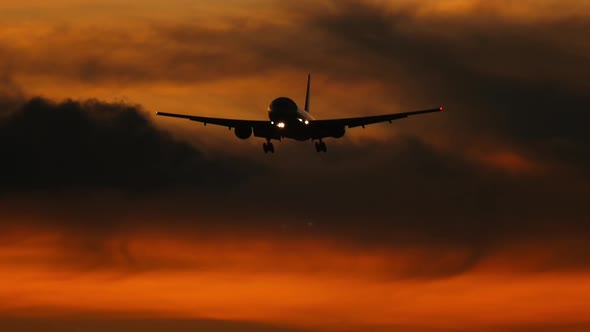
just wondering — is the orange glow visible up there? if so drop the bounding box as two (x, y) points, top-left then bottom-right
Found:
(400, 0), (590, 20)
(474, 150), (543, 174)
(0, 226), (588, 331)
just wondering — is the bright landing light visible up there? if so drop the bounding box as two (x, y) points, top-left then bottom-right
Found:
(277, 122), (286, 128)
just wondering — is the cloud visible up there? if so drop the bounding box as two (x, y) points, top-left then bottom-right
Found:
(0, 95), (263, 194)
(0, 93), (587, 273)
(299, 0), (590, 153)
(3, 134), (588, 278)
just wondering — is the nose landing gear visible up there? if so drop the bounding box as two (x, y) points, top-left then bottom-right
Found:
(314, 140), (327, 153)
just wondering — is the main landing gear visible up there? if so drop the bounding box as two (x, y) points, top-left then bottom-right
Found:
(314, 140), (327, 153)
(263, 140), (275, 154)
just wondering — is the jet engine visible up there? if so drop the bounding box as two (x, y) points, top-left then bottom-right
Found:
(234, 126), (252, 139)
(331, 126), (346, 138)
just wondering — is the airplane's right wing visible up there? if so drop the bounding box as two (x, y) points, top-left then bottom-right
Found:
(156, 112), (266, 128)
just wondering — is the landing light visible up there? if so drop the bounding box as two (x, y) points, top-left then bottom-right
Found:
(277, 122), (286, 128)
(304, 120), (309, 125)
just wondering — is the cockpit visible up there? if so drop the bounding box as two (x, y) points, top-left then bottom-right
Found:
(269, 97), (298, 114)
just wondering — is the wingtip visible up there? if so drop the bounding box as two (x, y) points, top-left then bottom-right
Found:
(439, 106), (444, 111)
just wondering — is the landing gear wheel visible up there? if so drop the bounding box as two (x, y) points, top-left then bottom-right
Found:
(263, 141), (275, 154)
(315, 141), (327, 153)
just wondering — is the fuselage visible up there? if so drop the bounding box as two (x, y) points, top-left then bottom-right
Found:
(268, 97), (316, 141)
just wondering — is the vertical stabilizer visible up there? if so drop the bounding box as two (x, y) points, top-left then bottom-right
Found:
(304, 74), (311, 113)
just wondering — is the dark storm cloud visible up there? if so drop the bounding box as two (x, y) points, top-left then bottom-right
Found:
(0, 95), (262, 194)
(233, 136), (590, 245)
(3, 0), (588, 94)
(43, 133), (582, 277)
(1, 102), (586, 277)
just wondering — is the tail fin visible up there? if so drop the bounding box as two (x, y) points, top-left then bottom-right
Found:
(304, 73), (311, 113)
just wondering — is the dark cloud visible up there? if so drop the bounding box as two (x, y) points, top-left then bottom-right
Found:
(295, 0), (590, 164)
(6, 135), (580, 278)
(242, 136), (590, 243)
(1, 105), (588, 276)
(0, 95), (263, 194)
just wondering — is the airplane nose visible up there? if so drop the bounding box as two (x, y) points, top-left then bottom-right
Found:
(269, 97), (298, 113)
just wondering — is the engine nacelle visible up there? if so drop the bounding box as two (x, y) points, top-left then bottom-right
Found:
(234, 126), (252, 139)
(331, 126), (346, 138)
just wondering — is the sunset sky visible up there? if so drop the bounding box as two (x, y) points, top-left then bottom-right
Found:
(1, 1), (590, 331)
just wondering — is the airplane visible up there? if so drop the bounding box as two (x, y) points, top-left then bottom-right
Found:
(156, 74), (443, 153)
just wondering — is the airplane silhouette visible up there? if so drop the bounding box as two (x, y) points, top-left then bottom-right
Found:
(157, 75), (443, 153)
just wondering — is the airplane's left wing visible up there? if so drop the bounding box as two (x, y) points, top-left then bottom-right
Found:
(312, 107), (443, 129)
(156, 112), (278, 139)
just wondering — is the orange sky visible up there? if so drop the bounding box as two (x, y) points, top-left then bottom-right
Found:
(0, 225), (589, 331)
(1, 1), (590, 331)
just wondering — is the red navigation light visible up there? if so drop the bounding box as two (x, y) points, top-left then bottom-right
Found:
(439, 106), (444, 111)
